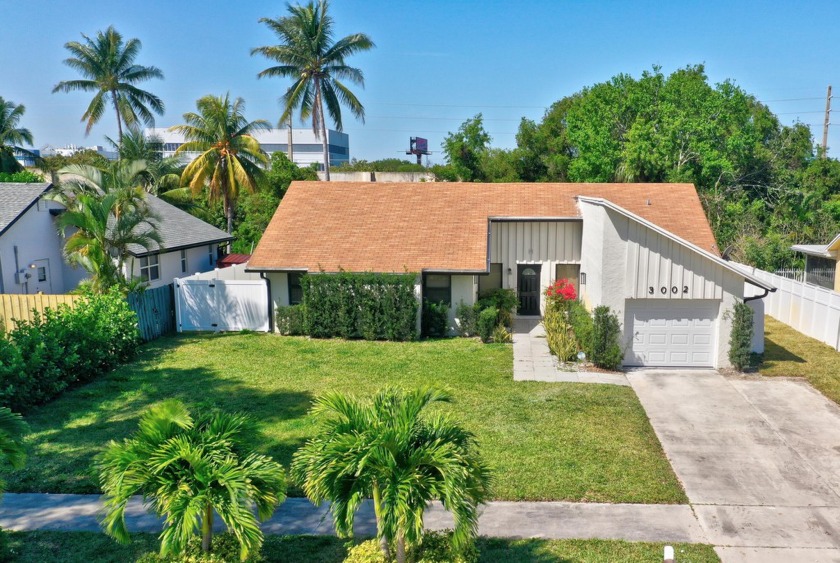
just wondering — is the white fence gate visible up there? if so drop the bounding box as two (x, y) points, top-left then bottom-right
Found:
(738, 263), (840, 352)
(174, 264), (269, 332)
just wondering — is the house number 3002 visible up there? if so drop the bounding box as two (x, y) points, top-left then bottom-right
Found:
(648, 286), (690, 295)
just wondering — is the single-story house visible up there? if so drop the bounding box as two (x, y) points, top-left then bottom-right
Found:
(791, 234), (840, 292)
(248, 182), (774, 369)
(0, 182), (233, 294)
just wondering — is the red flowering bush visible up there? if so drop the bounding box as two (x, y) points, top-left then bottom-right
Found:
(545, 278), (577, 311)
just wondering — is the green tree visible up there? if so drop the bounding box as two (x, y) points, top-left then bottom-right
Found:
(53, 26), (164, 143)
(442, 114), (491, 181)
(252, 0), (375, 181)
(292, 387), (492, 563)
(106, 128), (182, 195)
(0, 97), (36, 173)
(40, 149), (111, 183)
(171, 94), (269, 234)
(50, 161), (161, 292)
(98, 400), (286, 560)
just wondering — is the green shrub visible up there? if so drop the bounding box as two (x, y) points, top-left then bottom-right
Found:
(543, 308), (578, 361)
(136, 533), (264, 562)
(275, 305), (308, 336)
(491, 324), (512, 344)
(728, 301), (754, 371)
(301, 272), (417, 341)
(478, 289), (517, 327)
(568, 301), (594, 358)
(455, 301), (480, 336)
(591, 306), (623, 370)
(415, 530), (478, 563)
(422, 301), (449, 337)
(0, 289), (139, 413)
(343, 540), (388, 563)
(477, 306), (498, 343)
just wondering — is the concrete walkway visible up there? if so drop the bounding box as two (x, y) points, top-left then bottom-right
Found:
(630, 370), (840, 563)
(0, 494), (705, 543)
(512, 318), (628, 385)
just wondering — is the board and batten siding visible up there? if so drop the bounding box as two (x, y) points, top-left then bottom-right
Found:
(624, 219), (725, 300)
(489, 221), (582, 265)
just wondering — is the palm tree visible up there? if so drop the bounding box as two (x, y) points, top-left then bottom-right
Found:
(50, 161), (161, 292)
(106, 128), (182, 195)
(252, 0), (375, 180)
(0, 407), (27, 494)
(292, 387), (492, 563)
(98, 400), (286, 560)
(53, 26), (164, 144)
(170, 94), (269, 233)
(0, 97), (37, 173)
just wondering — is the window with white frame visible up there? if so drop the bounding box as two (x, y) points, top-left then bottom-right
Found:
(139, 254), (160, 281)
(180, 249), (187, 273)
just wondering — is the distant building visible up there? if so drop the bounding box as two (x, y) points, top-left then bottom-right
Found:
(39, 144), (118, 161)
(13, 148), (40, 168)
(145, 127), (350, 170)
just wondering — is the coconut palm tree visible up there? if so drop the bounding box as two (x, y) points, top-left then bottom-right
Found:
(53, 26), (164, 144)
(106, 128), (182, 195)
(51, 161), (161, 292)
(0, 97), (37, 173)
(292, 387), (492, 563)
(98, 400), (286, 560)
(170, 94), (269, 233)
(0, 407), (27, 494)
(252, 0), (375, 180)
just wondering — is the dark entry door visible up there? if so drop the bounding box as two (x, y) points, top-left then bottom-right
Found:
(517, 265), (541, 316)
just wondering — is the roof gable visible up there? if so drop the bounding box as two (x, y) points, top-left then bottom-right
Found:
(249, 182), (720, 273)
(0, 182), (52, 237)
(126, 195), (233, 256)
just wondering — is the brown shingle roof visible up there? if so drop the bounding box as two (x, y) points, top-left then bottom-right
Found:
(249, 182), (719, 273)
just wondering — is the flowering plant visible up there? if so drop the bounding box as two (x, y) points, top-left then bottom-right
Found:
(545, 278), (577, 311)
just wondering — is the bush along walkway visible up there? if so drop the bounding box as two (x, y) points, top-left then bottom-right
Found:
(512, 318), (629, 385)
(0, 494), (706, 544)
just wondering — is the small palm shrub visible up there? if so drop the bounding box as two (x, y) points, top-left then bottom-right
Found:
(591, 306), (623, 370)
(98, 400), (286, 561)
(491, 324), (512, 343)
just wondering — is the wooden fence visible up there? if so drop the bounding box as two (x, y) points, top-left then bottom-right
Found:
(127, 284), (175, 341)
(0, 294), (82, 333)
(1, 286), (175, 342)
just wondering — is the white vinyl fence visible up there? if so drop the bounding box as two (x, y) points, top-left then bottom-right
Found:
(174, 264), (269, 332)
(738, 263), (840, 352)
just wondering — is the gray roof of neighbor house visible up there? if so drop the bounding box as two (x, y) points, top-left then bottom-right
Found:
(126, 195), (233, 256)
(0, 182), (52, 237)
(792, 234), (840, 259)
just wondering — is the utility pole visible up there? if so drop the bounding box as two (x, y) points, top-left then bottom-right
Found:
(287, 113), (294, 162)
(822, 85), (832, 158)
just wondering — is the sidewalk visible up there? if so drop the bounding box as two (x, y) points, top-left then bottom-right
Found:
(0, 494), (705, 544)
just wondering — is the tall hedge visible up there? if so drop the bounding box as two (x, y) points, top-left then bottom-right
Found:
(300, 272), (417, 341)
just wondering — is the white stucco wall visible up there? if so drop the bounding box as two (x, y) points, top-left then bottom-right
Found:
(125, 244), (219, 289)
(0, 197), (72, 294)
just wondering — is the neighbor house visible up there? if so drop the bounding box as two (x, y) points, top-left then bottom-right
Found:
(0, 182), (233, 294)
(248, 182), (774, 369)
(791, 234), (840, 292)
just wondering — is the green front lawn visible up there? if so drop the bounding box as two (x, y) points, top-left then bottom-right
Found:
(6, 333), (685, 503)
(6, 532), (720, 563)
(762, 316), (840, 405)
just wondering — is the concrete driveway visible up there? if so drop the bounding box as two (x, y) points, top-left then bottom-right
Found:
(629, 370), (840, 562)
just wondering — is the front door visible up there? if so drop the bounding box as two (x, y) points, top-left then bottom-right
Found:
(517, 265), (541, 316)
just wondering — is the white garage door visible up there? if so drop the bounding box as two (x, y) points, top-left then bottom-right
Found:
(624, 300), (718, 367)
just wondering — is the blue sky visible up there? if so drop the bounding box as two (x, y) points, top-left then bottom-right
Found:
(2, 0), (838, 163)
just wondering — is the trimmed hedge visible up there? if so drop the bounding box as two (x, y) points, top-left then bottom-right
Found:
(591, 306), (623, 370)
(300, 272), (417, 341)
(0, 289), (140, 413)
(477, 307), (498, 343)
(728, 301), (754, 371)
(275, 305), (308, 336)
(422, 301), (449, 338)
